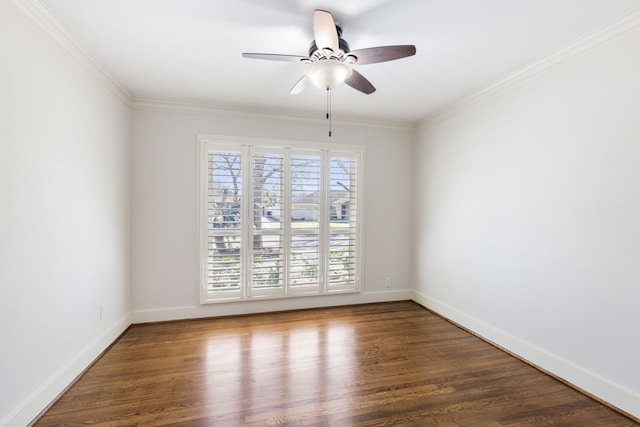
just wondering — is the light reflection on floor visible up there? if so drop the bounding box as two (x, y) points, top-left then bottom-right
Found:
(204, 320), (355, 421)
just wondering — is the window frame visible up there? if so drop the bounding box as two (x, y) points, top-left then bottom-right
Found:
(197, 135), (364, 304)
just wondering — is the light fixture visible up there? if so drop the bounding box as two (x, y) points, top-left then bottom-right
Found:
(304, 59), (353, 137)
(305, 59), (353, 90)
(242, 9), (417, 137)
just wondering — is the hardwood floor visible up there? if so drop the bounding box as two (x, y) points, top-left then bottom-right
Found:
(34, 301), (637, 426)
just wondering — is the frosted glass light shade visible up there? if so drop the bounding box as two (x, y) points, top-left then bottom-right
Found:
(305, 60), (353, 90)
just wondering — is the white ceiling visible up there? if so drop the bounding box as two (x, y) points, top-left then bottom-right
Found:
(37, 0), (640, 124)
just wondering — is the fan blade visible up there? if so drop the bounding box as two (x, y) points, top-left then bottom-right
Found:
(313, 10), (339, 52)
(345, 69), (376, 94)
(242, 53), (309, 62)
(347, 45), (416, 65)
(290, 75), (312, 95)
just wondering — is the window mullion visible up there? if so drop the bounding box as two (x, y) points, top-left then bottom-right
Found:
(352, 152), (361, 290)
(242, 144), (252, 299)
(319, 149), (329, 294)
(283, 150), (292, 295)
(198, 144), (208, 302)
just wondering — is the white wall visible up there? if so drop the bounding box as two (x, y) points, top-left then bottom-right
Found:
(7, 0), (638, 422)
(130, 107), (414, 321)
(413, 18), (640, 417)
(0, 2), (131, 425)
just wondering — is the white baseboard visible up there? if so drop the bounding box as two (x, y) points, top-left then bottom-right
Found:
(131, 289), (412, 324)
(412, 290), (640, 420)
(2, 314), (131, 427)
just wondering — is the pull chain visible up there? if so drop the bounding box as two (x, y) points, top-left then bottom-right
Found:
(326, 88), (332, 137)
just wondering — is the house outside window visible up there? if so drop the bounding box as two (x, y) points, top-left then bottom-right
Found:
(197, 135), (364, 303)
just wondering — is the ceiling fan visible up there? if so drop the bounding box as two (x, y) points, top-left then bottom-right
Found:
(242, 9), (416, 95)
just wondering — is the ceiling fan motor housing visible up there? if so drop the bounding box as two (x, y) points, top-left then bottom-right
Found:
(308, 26), (351, 59)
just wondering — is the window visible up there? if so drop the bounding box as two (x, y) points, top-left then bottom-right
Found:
(197, 136), (363, 303)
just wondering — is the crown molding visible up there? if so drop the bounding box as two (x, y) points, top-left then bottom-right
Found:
(11, 0), (131, 104)
(21, 0), (639, 133)
(130, 97), (416, 132)
(417, 7), (640, 128)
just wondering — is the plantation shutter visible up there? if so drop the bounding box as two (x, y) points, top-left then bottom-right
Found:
(250, 150), (285, 296)
(289, 151), (322, 292)
(206, 148), (243, 298)
(199, 137), (362, 303)
(328, 152), (360, 290)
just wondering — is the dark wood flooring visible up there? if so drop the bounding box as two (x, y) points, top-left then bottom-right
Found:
(34, 301), (638, 426)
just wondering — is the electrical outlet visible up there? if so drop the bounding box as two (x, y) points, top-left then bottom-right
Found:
(385, 277), (391, 288)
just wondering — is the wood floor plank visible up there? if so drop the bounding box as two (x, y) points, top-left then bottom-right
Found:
(33, 302), (638, 426)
